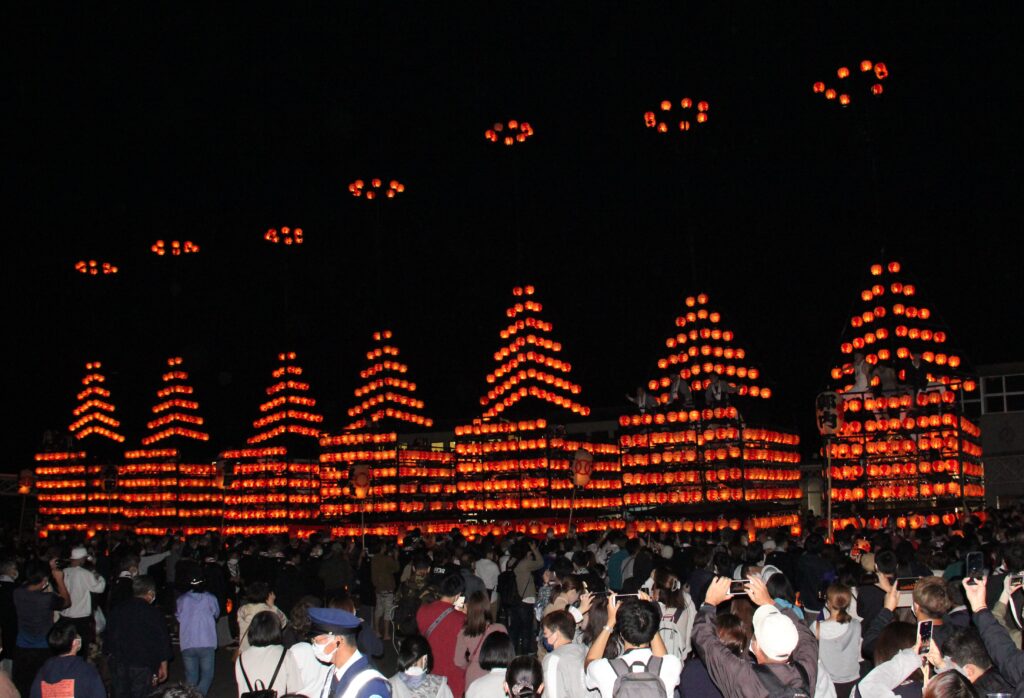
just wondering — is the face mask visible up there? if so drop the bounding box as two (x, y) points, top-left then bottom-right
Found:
(541, 635), (554, 653)
(312, 638), (337, 664)
(405, 666), (425, 676)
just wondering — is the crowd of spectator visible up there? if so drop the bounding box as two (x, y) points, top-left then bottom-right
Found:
(2, 506), (1024, 697)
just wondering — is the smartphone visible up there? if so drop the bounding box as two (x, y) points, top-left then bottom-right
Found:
(729, 580), (750, 595)
(965, 552), (984, 584)
(896, 577), (919, 592)
(917, 620), (933, 655)
(1010, 573), (1023, 587)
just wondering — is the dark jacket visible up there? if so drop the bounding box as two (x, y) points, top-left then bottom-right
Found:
(973, 607), (1024, 698)
(31, 654), (106, 698)
(104, 596), (173, 672)
(693, 602), (818, 698)
(0, 579), (16, 662)
(795, 554), (834, 612)
(862, 608), (954, 662)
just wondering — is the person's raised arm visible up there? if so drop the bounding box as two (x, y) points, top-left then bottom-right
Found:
(966, 576), (1024, 686)
(49, 560), (71, 609)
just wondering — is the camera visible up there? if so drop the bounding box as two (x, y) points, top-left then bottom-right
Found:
(728, 580), (750, 595)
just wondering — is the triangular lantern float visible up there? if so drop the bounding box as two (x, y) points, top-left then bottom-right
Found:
(453, 285), (620, 532)
(222, 352), (323, 535)
(36, 361), (124, 536)
(617, 293), (802, 537)
(320, 331), (453, 536)
(823, 261), (984, 531)
(120, 357), (221, 535)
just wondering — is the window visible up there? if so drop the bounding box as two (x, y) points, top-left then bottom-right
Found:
(980, 373), (1024, 414)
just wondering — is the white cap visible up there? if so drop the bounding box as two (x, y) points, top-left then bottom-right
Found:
(752, 605), (799, 661)
(70, 547), (89, 560)
(660, 544), (674, 559)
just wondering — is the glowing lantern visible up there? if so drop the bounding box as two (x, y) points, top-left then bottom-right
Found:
(860, 60), (873, 72)
(813, 82), (825, 93)
(871, 84), (883, 96)
(874, 62), (888, 79)
(825, 89), (837, 100)
(837, 66), (850, 78)
(839, 94), (851, 106)
(660, 100), (672, 111)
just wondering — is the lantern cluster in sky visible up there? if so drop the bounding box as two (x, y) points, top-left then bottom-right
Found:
(74, 260), (118, 275)
(644, 98), (711, 134)
(264, 227), (304, 245)
(824, 261), (984, 526)
(484, 120), (535, 146)
(347, 178), (406, 200)
(812, 59), (889, 106)
(150, 240), (200, 256)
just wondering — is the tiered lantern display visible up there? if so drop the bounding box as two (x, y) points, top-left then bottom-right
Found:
(222, 352), (323, 535)
(119, 357), (221, 534)
(454, 285), (618, 524)
(37, 361), (125, 535)
(321, 330), (452, 529)
(824, 261), (984, 526)
(617, 293), (802, 533)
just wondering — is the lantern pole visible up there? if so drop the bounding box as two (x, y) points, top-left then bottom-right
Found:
(956, 380), (968, 516)
(567, 485), (577, 537)
(825, 436), (833, 543)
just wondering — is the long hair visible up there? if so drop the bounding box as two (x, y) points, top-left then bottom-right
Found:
(651, 568), (686, 611)
(826, 583), (852, 624)
(464, 590), (493, 637)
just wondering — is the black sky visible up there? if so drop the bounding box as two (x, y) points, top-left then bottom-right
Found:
(6, 2), (1023, 468)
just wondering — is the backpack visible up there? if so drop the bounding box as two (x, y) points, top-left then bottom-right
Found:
(497, 562), (523, 608)
(239, 648), (286, 698)
(751, 662), (811, 698)
(657, 608), (686, 661)
(609, 655), (666, 698)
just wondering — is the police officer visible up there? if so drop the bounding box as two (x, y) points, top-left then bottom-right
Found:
(308, 607), (392, 698)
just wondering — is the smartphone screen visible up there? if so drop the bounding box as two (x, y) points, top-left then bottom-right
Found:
(1010, 574), (1023, 587)
(729, 580), (750, 595)
(965, 552), (983, 578)
(917, 620), (933, 655)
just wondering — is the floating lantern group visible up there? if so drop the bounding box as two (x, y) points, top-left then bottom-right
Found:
(348, 178), (406, 200)
(812, 59), (889, 106)
(644, 98), (711, 134)
(485, 120), (535, 146)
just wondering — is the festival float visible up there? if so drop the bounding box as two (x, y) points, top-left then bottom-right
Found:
(221, 351), (323, 536)
(617, 293), (803, 537)
(320, 330), (454, 537)
(821, 261), (985, 532)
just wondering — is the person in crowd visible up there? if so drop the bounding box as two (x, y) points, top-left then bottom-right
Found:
(649, 566), (695, 663)
(475, 547), (501, 620)
(797, 533), (835, 624)
(12, 560), (70, 698)
(372, 542), (401, 642)
(307, 606), (391, 698)
(539, 611), (586, 698)
(459, 551), (486, 601)
(540, 573), (581, 621)
(416, 574), (467, 698)
(927, 626), (1013, 695)
(389, 634), (453, 698)
(105, 575), (173, 698)
(857, 549), (898, 632)
(466, 632), (515, 698)
(107, 554), (140, 611)
(679, 613), (745, 698)
(693, 576), (817, 697)
(0, 559), (18, 677)
(584, 594), (681, 698)
(906, 352), (930, 395)
(57, 547), (105, 656)
(176, 573), (220, 696)
(507, 540), (544, 655)
(455, 590), (508, 689)
(864, 575), (953, 661)
(625, 387), (659, 414)
(668, 374), (693, 408)
(853, 621), (921, 697)
(286, 596), (333, 697)
(962, 574), (1024, 694)
(330, 592), (385, 662)
(816, 583), (862, 698)
(237, 581), (287, 653)
(851, 353), (871, 394)
(921, 670), (979, 698)
(504, 655), (544, 698)
(29, 622), (105, 698)
(234, 610), (302, 698)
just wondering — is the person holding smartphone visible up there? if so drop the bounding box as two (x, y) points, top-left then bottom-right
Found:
(862, 575), (953, 662)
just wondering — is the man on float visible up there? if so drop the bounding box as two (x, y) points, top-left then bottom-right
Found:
(308, 607), (391, 698)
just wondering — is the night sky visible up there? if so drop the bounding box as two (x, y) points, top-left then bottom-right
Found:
(7, 2), (1023, 468)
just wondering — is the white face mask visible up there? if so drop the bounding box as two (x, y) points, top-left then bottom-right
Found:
(312, 637), (338, 664)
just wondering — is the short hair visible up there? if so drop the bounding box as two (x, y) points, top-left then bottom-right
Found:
(914, 577), (952, 619)
(505, 655), (544, 698)
(244, 581), (271, 604)
(0, 559), (17, 577)
(479, 631), (515, 670)
(247, 610), (284, 647)
(616, 598), (660, 646)
(132, 575), (157, 598)
(550, 557), (573, 579)
(875, 550), (898, 576)
(942, 627), (993, 671)
(541, 610), (575, 641)
(22, 561), (49, 587)
(396, 634), (433, 673)
(766, 572), (795, 603)
(47, 621), (79, 655)
(1004, 543), (1024, 573)
(804, 534), (824, 556)
(439, 574), (465, 599)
